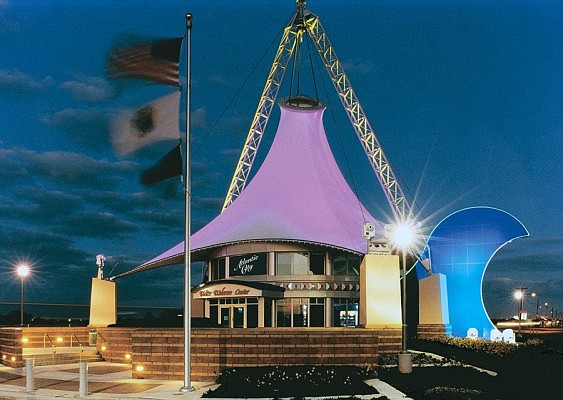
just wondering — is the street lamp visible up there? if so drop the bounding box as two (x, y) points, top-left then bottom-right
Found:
(531, 293), (539, 319)
(16, 264), (30, 326)
(387, 219), (418, 374)
(514, 288), (524, 333)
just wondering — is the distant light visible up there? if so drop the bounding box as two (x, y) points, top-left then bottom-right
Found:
(531, 292), (537, 298)
(16, 264), (30, 278)
(56, 337), (63, 343)
(136, 365), (144, 372)
(101, 345), (107, 351)
(11, 356), (16, 362)
(125, 353), (131, 360)
(2, 354), (6, 360)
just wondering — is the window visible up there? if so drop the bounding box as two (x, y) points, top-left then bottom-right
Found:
(293, 253), (308, 274)
(309, 298), (325, 327)
(332, 298), (359, 327)
(310, 252), (325, 275)
(331, 252), (361, 275)
(211, 258), (226, 280)
(275, 252), (311, 275)
(276, 299), (292, 327)
(275, 253), (292, 275)
(276, 298), (325, 327)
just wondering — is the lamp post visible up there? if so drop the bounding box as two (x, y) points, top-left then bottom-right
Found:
(514, 288), (525, 333)
(531, 292), (538, 319)
(388, 219), (416, 374)
(544, 302), (548, 318)
(16, 264), (30, 326)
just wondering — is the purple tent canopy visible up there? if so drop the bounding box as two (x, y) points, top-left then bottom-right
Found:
(133, 98), (381, 273)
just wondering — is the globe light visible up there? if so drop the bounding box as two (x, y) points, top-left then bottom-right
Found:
(16, 264), (31, 326)
(17, 264), (30, 278)
(389, 220), (416, 251)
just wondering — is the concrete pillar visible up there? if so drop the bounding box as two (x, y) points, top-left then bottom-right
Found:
(79, 361), (88, 397)
(89, 278), (117, 327)
(359, 254), (401, 328)
(25, 359), (34, 392)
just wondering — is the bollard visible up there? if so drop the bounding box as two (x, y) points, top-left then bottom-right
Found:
(25, 358), (34, 392)
(79, 361), (88, 397)
(398, 352), (412, 374)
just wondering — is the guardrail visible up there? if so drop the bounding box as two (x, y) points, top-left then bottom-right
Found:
(43, 333), (56, 353)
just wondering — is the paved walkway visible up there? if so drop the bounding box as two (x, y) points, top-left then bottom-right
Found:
(0, 362), (411, 400)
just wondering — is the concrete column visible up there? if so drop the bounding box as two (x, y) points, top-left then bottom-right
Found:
(79, 361), (88, 397)
(25, 359), (34, 392)
(258, 298), (265, 327)
(325, 298), (332, 327)
(268, 252), (276, 276)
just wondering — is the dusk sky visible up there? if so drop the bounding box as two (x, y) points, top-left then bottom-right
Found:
(0, 0), (561, 320)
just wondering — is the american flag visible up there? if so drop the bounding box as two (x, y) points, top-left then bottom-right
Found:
(107, 37), (183, 86)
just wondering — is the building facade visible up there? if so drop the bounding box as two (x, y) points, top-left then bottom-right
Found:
(142, 96), (385, 328)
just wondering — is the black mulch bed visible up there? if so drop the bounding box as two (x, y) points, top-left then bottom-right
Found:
(378, 335), (563, 400)
(378, 366), (499, 400)
(202, 365), (382, 398)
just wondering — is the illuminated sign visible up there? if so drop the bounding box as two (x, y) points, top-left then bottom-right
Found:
(229, 253), (267, 276)
(194, 284), (261, 299)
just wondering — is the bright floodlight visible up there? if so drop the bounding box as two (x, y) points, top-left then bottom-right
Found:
(514, 290), (523, 300)
(389, 220), (416, 251)
(17, 264), (30, 278)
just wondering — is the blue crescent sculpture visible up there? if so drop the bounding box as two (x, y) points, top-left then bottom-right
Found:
(416, 207), (528, 338)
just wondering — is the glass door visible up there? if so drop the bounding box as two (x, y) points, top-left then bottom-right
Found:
(220, 307), (230, 327)
(233, 306), (245, 328)
(219, 305), (246, 328)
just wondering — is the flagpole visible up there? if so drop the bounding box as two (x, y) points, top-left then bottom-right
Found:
(180, 12), (194, 393)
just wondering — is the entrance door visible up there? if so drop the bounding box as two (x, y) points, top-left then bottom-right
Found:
(233, 306), (245, 328)
(219, 305), (246, 328)
(220, 307), (230, 327)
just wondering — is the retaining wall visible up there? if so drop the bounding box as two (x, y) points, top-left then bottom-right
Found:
(1, 326), (401, 381)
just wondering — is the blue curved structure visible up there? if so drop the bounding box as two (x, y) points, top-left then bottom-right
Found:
(416, 207), (528, 338)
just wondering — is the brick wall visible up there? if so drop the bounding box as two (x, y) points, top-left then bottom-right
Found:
(1, 326), (402, 381)
(0, 328), (23, 368)
(94, 327), (136, 364)
(131, 327), (401, 381)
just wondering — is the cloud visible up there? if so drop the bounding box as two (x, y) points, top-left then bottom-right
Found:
(20, 149), (136, 188)
(40, 108), (111, 150)
(0, 189), (83, 225)
(0, 225), (91, 284)
(0, 69), (53, 94)
(61, 211), (137, 238)
(59, 76), (114, 102)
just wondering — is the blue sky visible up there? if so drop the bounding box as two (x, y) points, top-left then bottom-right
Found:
(0, 0), (561, 319)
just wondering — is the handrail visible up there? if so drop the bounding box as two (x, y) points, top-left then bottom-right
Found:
(70, 332), (85, 352)
(43, 333), (56, 354)
(95, 331), (109, 345)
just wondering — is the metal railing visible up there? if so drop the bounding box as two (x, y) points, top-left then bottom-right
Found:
(70, 332), (84, 353)
(43, 333), (56, 353)
(94, 331), (109, 348)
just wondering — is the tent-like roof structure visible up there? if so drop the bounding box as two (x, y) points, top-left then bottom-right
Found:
(124, 96), (382, 275)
